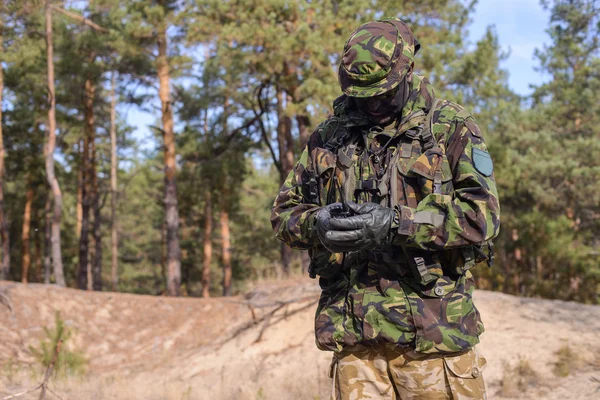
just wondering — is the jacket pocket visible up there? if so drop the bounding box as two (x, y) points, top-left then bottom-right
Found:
(401, 274), (483, 353)
(314, 274), (360, 352)
(396, 149), (454, 206)
(444, 348), (487, 378)
(444, 348), (487, 395)
(360, 277), (415, 347)
(310, 147), (337, 205)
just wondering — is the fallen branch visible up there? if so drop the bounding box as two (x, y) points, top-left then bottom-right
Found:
(1, 385), (42, 400)
(224, 295), (318, 309)
(591, 376), (600, 393)
(0, 289), (12, 313)
(217, 295), (318, 348)
(45, 387), (65, 400)
(252, 303), (287, 344)
(260, 299), (318, 332)
(259, 341), (303, 363)
(247, 303), (257, 323)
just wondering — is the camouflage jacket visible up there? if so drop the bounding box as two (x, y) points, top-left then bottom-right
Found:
(271, 74), (500, 354)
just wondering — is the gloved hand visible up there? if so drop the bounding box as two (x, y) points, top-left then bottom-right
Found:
(315, 203), (358, 253)
(326, 202), (395, 251)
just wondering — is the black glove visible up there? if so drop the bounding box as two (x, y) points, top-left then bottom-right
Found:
(326, 202), (395, 251)
(315, 203), (358, 253)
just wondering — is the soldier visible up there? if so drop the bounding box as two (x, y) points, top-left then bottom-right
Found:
(271, 17), (499, 400)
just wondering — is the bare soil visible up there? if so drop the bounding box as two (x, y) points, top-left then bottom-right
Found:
(1, 278), (599, 399)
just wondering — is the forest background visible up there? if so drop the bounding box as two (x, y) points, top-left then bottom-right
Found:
(0, 0), (598, 303)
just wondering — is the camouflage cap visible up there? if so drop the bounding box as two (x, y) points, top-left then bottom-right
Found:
(338, 18), (419, 98)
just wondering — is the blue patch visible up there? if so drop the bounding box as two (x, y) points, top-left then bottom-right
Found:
(472, 148), (493, 176)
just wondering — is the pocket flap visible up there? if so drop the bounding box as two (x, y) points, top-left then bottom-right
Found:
(444, 349), (487, 378)
(397, 149), (453, 182)
(311, 147), (336, 177)
(419, 275), (456, 298)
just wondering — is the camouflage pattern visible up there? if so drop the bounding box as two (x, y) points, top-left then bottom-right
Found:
(339, 18), (418, 98)
(330, 345), (487, 399)
(271, 73), (500, 354)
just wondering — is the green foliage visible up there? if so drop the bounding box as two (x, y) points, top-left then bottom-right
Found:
(29, 312), (87, 378)
(1, 0), (598, 303)
(482, 0), (600, 303)
(231, 162), (281, 280)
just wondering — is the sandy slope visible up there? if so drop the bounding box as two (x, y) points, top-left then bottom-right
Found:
(0, 279), (599, 400)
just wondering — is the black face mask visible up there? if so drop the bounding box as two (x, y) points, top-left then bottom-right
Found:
(354, 77), (410, 126)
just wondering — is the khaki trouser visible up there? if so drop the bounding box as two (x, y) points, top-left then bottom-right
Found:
(329, 345), (487, 400)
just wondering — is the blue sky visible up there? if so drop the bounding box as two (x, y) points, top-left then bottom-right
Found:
(469, 0), (550, 95)
(125, 0), (552, 146)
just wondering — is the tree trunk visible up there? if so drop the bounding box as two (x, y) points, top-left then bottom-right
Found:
(0, 20), (9, 281)
(21, 185), (34, 283)
(78, 78), (95, 290)
(276, 90), (295, 276)
(75, 140), (83, 283)
(34, 221), (42, 283)
(76, 140), (83, 241)
(297, 114), (310, 149)
(44, 195), (51, 284)
(110, 73), (118, 291)
(45, 1), (65, 286)
(202, 192), (212, 298)
(160, 220), (167, 289)
(91, 132), (102, 291)
(157, 15), (181, 296)
(221, 208), (232, 296)
(88, 74), (102, 291)
(297, 112), (311, 275)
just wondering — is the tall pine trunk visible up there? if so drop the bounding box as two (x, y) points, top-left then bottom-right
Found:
(221, 208), (232, 296)
(157, 16), (181, 296)
(110, 73), (118, 290)
(91, 130), (102, 291)
(89, 77), (102, 291)
(76, 140), (83, 242)
(276, 90), (294, 276)
(202, 192), (212, 298)
(0, 19), (9, 281)
(45, 0), (65, 286)
(297, 114), (311, 275)
(34, 221), (42, 283)
(78, 78), (95, 290)
(21, 185), (33, 283)
(44, 195), (51, 284)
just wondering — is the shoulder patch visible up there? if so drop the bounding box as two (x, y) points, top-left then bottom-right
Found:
(472, 148), (493, 176)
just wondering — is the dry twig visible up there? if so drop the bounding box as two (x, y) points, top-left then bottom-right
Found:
(1, 385), (42, 400)
(0, 289), (12, 313)
(46, 387), (66, 400)
(217, 295), (318, 348)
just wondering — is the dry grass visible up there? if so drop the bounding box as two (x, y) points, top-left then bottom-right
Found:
(500, 357), (540, 397)
(552, 344), (583, 377)
(1, 361), (331, 400)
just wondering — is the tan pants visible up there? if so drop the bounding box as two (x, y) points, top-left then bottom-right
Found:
(329, 345), (487, 400)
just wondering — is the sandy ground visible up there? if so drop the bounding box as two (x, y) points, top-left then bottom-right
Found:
(0, 278), (599, 399)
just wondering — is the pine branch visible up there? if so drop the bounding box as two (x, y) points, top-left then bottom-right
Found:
(49, 5), (108, 33)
